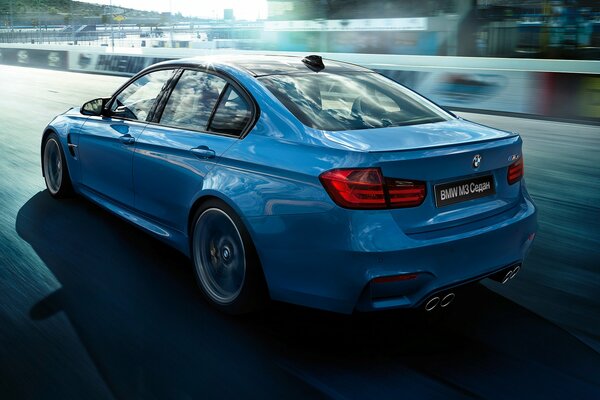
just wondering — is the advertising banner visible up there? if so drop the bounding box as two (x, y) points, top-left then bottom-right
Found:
(69, 51), (173, 76)
(379, 68), (539, 115)
(0, 48), (68, 70)
(537, 72), (600, 121)
(265, 18), (428, 32)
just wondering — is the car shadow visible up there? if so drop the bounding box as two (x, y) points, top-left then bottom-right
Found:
(16, 191), (600, 399)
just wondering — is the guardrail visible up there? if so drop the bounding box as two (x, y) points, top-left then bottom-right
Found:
(1, 43), (598, 122)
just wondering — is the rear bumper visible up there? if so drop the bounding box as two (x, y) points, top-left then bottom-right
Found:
(247, 192), (537, 314)
(355, 195), (537, 312)
(355, 261), (523, 312)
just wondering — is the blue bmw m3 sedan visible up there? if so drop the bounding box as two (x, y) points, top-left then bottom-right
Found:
(41, 55), (537, 314)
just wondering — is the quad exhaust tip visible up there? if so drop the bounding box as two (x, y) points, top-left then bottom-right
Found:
(490, 264), (521, 284)
(501, 265), (521, 284)
(501, 270), (513, 284)
(425, 296), (440, 312)
(425, 292), (455, 312)
(440, 293), (455, 308)
(511, 265), (520, 279)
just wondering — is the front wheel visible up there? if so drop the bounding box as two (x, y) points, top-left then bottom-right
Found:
(191, 200), (267, 314)
(42, 133), (72, 198)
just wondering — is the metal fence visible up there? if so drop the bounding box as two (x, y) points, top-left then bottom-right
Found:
(0, 30), (106, 45)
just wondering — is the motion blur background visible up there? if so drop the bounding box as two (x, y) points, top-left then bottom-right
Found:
(1, 0), (599, 122)
(0, 1), (599, 398)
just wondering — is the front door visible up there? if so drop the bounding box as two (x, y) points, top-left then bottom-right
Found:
(78, 68), (175, 207)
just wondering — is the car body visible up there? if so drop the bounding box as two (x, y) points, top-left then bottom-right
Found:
(41, 54), (537, 314)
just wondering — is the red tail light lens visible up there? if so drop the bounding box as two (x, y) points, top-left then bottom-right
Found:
(319, 168), (426, 209)
(507, 158), (524, 185)
(319, 168), (387, 209)
(386, 178), (427, 208)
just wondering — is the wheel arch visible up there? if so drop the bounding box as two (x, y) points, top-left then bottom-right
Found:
(187, 192), (251, 241)
(40, 127), (60, 177)
(187, 192), (271, 297)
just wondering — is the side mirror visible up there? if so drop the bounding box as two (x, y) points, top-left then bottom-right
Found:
(81, 98), (109, 116)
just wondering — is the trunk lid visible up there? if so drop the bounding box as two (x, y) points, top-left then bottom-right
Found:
(319, 119), (515, 152)
(344, 120), (524, 235)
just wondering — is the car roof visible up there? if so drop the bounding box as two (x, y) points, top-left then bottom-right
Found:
(155, 54), (372, 77)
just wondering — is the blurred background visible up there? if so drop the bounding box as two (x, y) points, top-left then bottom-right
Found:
(1, 0), (600, 58)
(0, 0), (599, 122)
(0, 1), (599, 398)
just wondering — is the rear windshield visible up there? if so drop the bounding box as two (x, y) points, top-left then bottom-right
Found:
(259, 72), (452, 131)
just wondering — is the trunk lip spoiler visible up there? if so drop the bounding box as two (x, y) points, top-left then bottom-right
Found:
(310, 118), (519, 153)
(364, 134), (520, 154)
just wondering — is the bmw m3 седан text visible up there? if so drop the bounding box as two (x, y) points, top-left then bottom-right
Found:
(41, 55), (537, 314)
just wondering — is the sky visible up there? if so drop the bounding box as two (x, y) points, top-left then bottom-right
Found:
(79, 0), (269, 20)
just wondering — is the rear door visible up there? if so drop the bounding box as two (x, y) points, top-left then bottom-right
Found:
(132, 69), (254, 232)
(78, 68), (176, 207)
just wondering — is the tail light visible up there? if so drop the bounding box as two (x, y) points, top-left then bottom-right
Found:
(507, 157), (524, 185)
(319, 168), (386, 209)
(386, 178), (427, 208)
(319, 168), (426, 210)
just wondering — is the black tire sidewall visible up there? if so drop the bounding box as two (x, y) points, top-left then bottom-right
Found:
(43, 133), (73, 198)
(191, 199), (267, 314)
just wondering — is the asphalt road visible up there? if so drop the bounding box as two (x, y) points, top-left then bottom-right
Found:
(1, 65), (599, 399)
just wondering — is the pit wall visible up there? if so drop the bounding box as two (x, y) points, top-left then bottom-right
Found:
(1, 44), (598, 122)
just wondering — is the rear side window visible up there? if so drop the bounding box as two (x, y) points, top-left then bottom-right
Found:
(209, 86), (252, 136)
(259, 72), (452, 131)
(160, 70), (227, 131)
(111, 69), (174, 121)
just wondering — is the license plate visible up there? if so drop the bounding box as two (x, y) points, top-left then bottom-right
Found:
(434, 175), (495, 207)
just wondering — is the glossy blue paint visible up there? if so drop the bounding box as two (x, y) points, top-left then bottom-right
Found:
(42, 55), (537, 313)
(133, 124), (237, 233)
(78, 116), (146, 207)
(310, 118), (516, 152)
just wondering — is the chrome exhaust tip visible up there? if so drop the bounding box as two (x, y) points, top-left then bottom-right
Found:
(425, 296), (440, 312)
(440, 293), (455, 308)
(501, 270), (514, 284)
(490, 264), (522, 284)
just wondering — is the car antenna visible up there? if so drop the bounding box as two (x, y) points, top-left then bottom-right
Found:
(302, 55), (325, 72)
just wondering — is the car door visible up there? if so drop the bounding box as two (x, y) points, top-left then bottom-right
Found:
(133, 69), (254, 232)
(78, 68), (176, 207)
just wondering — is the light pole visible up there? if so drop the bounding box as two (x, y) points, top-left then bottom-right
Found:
(37, 0), (42, 44)
(70, 1), (75, 45)
(9, 0), (14, 32)
(110, 0), (115, 48)
(169, 0), (174, 48)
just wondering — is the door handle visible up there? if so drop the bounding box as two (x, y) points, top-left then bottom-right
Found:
(119, 134), (135, 145)
(190, 145), (216, 159)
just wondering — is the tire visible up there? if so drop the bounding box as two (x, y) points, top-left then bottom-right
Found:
(191, 199), (267, 314)
(42, 133), (73, 198)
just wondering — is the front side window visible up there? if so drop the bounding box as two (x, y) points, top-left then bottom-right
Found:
(160, 70), (227, 131)
(259, 72), (452, 131)
(111, 69), (174, 121)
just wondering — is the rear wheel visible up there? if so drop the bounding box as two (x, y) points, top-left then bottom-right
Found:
(42, 133), (72, 198)
(191, 200), (267, 314)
